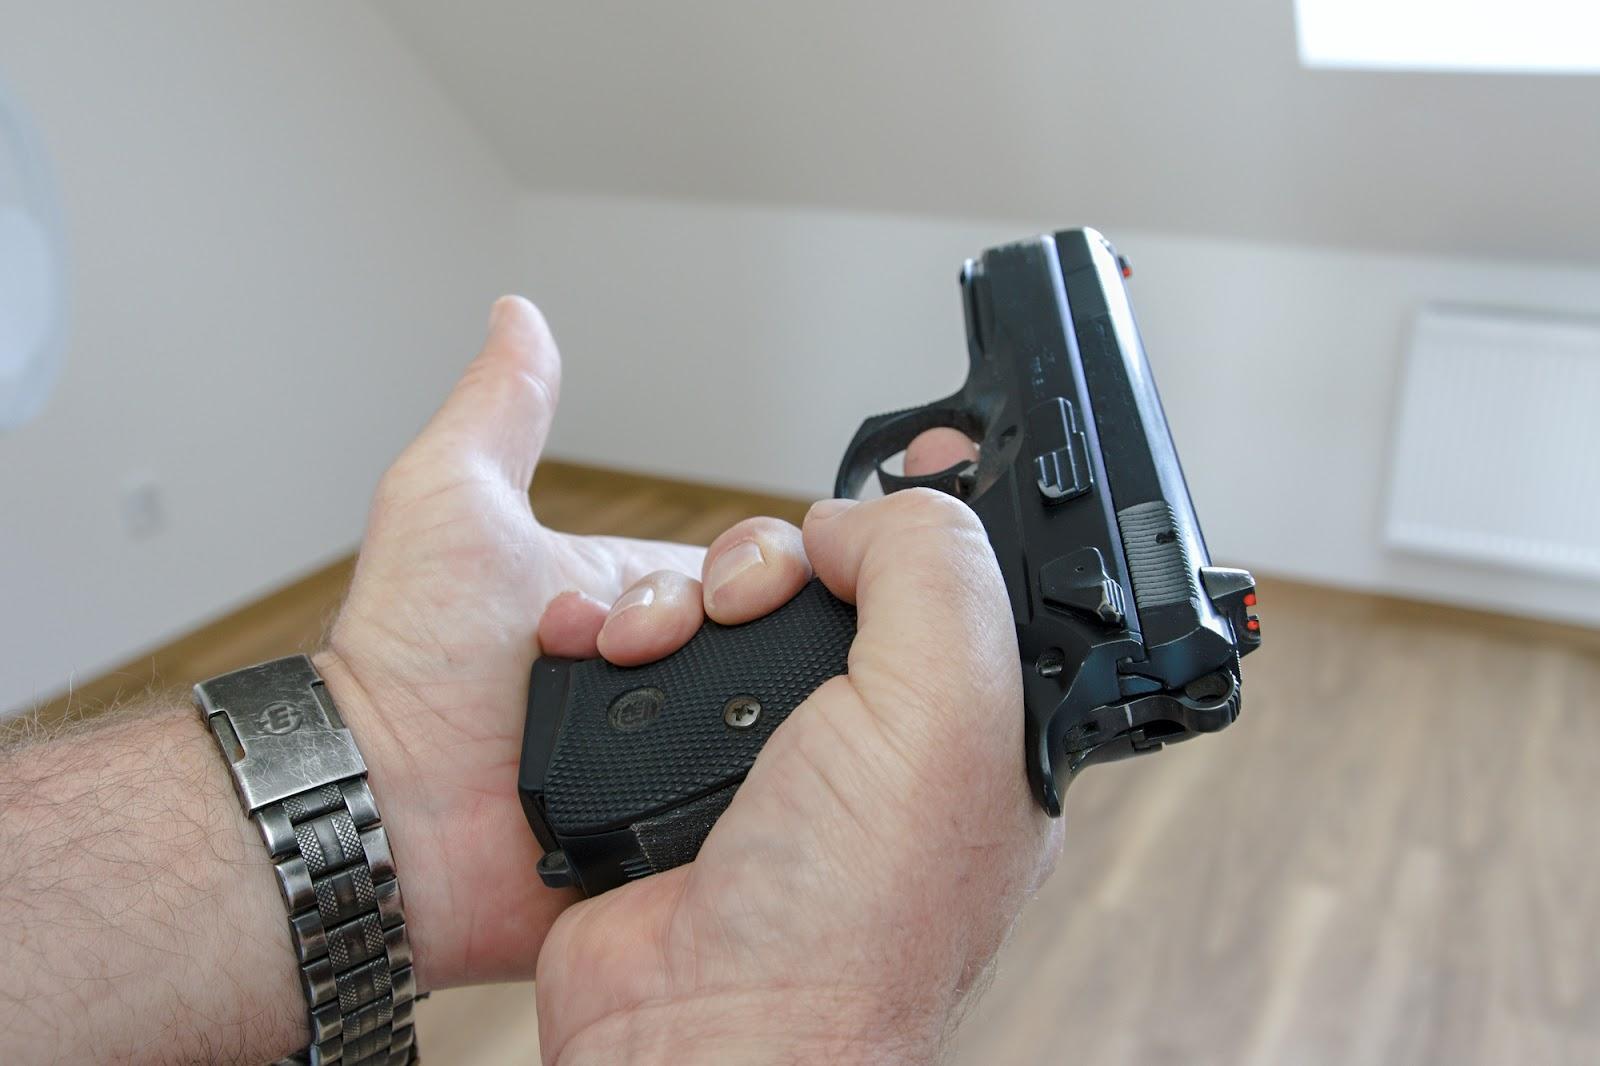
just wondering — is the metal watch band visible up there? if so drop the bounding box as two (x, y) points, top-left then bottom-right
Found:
(195, 655), (419, 1066)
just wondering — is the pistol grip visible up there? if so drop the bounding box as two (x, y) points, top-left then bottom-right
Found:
(519, 579), (855, 896)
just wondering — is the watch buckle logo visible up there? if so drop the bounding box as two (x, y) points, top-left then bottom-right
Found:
(259, 701), (304, 735)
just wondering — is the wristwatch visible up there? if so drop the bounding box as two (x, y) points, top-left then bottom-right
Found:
(195, 655), (419, 1065)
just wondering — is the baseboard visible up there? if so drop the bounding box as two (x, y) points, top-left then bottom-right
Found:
(10, 460), (1594, 742)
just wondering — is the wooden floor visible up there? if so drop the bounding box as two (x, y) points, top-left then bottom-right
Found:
(22, 462), (1600, 1063)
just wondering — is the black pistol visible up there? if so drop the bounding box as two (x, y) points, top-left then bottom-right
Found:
(519, 228), (1261, 895)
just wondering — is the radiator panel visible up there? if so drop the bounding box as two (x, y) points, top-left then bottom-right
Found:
(1385, 306), (1600, 580)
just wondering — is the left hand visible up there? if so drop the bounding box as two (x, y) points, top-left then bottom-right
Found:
(316, 297), (704, 989)
(316, 296), (1002, 998)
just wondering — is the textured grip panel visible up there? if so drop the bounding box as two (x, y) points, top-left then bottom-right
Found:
(543, 579), (855, 835)
(634, 784), (739, 874)
(1116, 501), (1198, 610)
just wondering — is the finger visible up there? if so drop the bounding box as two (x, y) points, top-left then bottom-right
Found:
(537, 590), (610, 659)
(904, 428), (978, 476)
(553, 532), (707, 603)
(596, 570), (705, 667)
(415, 295), (561, 490)
(801, 490), (1016, 755)
(701, 517), (811, 625)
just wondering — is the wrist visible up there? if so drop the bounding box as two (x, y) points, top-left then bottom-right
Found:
(545, 985), (944, 1066)
(310, 649), (448, 990)
(311, 646), (569, 992)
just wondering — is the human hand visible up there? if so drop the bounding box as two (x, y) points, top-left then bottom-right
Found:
(533, 475), (1065, 1061)
(315, 297), (705, 989)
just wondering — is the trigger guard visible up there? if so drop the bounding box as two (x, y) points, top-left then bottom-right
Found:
(834, 403), (977, 499)
(877, 459), (978, 498)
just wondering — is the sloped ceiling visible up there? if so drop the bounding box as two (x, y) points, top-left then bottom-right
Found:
(378, 1), (1600, 262)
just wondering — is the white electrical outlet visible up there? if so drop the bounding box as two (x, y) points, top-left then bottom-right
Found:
(120, 476), (166, 540)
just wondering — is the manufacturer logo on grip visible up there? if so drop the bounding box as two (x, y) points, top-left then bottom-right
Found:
(608, 687), (665, 733)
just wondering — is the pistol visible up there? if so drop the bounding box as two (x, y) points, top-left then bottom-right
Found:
(519, 228), (1261, 895)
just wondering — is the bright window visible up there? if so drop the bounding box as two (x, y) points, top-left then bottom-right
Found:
(1294, 0), (1600, 73)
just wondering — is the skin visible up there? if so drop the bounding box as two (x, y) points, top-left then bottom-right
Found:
(532, 490), (1064, 1062)
(0, 297), (1060, 1064)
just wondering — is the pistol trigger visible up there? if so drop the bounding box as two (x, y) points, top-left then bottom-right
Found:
(878, 459), (978, 499)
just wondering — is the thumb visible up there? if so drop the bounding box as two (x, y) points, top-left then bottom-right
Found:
(800, 489), (1020, 763)
(415, 295), (561, 490)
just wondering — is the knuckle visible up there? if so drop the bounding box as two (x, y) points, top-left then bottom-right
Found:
(709, 516), (806, 570)
(876, 491), (993, 578)
(511, 364), (558, 416)
(885, 487), (980, 532)
(641, 568), (700, 605)
(725, 514), (795, 544)
(473, 358), (557, 419)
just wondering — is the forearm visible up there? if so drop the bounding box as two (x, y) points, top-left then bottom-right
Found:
(0, 699), (304, 1064)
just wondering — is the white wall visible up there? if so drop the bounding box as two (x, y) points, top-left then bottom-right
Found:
(378, 0), (1600, 263)
(522, 191), (1600, 627)
(0, 3), (519, 713)
(5, 6), (1593, 716)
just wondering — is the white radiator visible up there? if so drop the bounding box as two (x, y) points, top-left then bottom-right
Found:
(1385, 305), (1600, 580)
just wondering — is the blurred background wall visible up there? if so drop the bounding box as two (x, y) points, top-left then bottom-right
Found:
(515, 194), (1600, 626)
(410, 0), (1600, 626)
(0, 3), (519, 712)
(3, 0), (1598, 713)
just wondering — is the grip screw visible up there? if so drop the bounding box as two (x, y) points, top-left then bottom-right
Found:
(723, 696), (762, 730)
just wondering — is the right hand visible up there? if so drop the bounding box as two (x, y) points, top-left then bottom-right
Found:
(533, 478), (1065, 1062)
